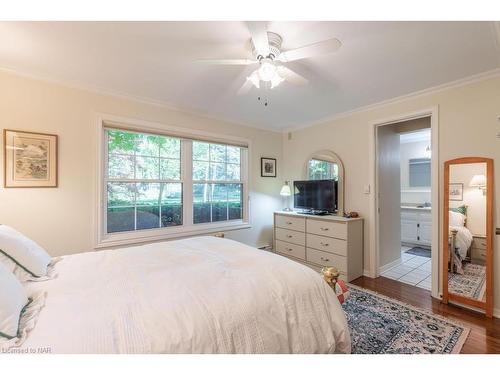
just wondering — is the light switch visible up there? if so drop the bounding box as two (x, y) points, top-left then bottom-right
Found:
(364, 184), (371, 194)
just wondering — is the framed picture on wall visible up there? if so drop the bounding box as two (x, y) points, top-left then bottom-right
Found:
(449, 183), (463, 201)
(261, 157), (277, 177)
(3, 129), (58, 188)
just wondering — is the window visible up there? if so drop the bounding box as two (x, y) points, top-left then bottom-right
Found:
(106, 129), (182, 233)
(100, 125), (248, 245)
(308, 159), (338, 180)
(409, 158), (431, 187)
(192, 141), (243, 224)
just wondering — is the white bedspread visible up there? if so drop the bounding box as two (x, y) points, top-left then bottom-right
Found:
(450, 226), (473, 258)
(18, 237), (350, 354)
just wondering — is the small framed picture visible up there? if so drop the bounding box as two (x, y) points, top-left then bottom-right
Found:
(449, 183), (463, 201)
(3, 129), (58, 188)
(261, 157), (276, 177)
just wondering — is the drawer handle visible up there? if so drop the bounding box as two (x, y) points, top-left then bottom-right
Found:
(320, 227), (329, 231)
(286, 235), (293, 238)
(320, 256), (330, 262)
(286, 221), (293, 225)
(320, 242), (329, 247)
(286, 248), (293, 252)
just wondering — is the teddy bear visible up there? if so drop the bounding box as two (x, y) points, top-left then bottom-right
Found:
(321, 266), (340, 288)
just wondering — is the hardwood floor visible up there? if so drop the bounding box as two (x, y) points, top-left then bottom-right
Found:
(351, 276), (500, 353)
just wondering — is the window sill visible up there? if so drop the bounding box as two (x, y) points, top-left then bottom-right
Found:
(95, 221), (251, 249)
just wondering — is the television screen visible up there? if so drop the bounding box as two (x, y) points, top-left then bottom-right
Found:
(293, 180), (337, 213)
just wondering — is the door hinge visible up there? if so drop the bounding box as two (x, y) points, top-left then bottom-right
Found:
(417, 223), (420, 228)
(417, 236), (420, 241)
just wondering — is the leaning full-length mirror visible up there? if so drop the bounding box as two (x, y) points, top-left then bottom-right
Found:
(443, 157), (494, 317)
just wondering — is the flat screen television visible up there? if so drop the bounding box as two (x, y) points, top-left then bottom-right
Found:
(293, 179), (337, 214)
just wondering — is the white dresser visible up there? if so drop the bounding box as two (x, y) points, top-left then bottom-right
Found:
(273, 211), (364, 282)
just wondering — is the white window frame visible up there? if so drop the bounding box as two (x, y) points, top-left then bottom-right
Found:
(94, 114), (250, 248)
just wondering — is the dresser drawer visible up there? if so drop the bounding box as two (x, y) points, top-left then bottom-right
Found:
(472, 237), (487, 250)
(306, 219), (347, 240)
(306, 247), (347, 273)
(471, 247), (487, 262)
(275, 228), (306, 246)
(275, 240), (306, 260)
(306, 233), (347, 256)
(275, 215), (306, 232)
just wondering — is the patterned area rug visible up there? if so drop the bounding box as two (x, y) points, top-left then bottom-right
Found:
(448, 263), (486, 301)
(343, 285), (470, 354)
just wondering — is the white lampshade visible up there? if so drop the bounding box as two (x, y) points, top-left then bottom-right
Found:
(469, 174), (486, 187)
(280, 182), (291, 196)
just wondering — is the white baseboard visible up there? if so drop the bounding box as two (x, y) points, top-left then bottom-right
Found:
(379, 257), (402, 274)
(494, 308), (500, 319)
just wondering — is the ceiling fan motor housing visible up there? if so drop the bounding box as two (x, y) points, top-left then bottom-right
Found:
(252, 32), (283, 60)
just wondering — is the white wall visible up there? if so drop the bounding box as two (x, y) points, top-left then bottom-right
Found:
(400, 139), (432, 204)
(450, 163), (487, 235)
(282, 74), (500, 314)
(0, 71), (283, 255)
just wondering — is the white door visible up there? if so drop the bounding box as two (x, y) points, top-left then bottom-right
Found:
(377, 125), (402, 269)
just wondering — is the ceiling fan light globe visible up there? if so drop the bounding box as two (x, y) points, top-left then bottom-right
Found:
(258, 60), (277, 82)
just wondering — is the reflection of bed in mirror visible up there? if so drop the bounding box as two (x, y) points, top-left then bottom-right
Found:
(448, 208), (486, 302)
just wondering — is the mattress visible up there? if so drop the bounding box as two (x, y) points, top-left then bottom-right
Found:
(11, 236), (350, 354)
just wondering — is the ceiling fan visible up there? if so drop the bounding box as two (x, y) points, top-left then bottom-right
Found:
(196, 22), (342, 95)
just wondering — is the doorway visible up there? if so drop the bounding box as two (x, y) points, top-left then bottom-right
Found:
(370, 108), (440, 298)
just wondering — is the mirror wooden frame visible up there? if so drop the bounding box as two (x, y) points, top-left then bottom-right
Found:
(442, 157), (494, 317)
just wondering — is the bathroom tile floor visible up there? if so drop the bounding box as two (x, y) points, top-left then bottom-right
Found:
(381, 246), (432, 290)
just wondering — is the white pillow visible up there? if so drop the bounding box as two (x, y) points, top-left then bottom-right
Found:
(449, 211), (466, 227)
(0, 262), (29, 339)
(0, 225), (52, 278)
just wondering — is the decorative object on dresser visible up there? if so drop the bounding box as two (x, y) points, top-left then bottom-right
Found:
(3, 129), (58, 188)
(401, 206), (432, 247)
(273, 211), (363, 282)
(260, 157), (276, 177)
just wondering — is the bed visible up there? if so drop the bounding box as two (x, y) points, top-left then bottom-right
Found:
(448, 208), (473, 274)
(4, 236), (351, 354)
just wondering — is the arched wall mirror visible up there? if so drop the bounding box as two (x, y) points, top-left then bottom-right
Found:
(443, 157), (494, 317)
(303, 150), (345, 215)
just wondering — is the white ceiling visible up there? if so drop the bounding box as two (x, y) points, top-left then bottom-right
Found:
(0, 21), (499, 131)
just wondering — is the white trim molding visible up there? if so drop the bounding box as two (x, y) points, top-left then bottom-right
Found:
(368, 107), (440, 299)
(285, 68), (500, 132)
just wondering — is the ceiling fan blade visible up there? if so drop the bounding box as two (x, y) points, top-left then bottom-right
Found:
(195, 59), (257, 65)
(246, 21), (270, 56)
(276, 66), (308, 85)
(237, 79), (254, 96)
(277, 38), (341, 62)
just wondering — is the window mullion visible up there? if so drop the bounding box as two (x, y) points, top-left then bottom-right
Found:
(183, 140), (193, 227)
